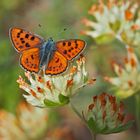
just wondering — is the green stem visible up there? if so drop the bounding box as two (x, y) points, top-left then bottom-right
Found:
(91, 133), (97, 140)
(135, 94), (140, 132)
(69, 103), (97, 140)
(69, 102), (83, 120)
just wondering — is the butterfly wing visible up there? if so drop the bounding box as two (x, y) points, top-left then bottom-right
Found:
(9, 27), (44, 52)
(20, 48), (40, 73)
(55, 39), (86, 61)
(46, 51), (68, 75)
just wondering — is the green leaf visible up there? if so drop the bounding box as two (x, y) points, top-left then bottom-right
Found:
(87, 117), (104, 134)
(109, 20), (121, 33)
(87, 118), (134, 134)
(44, 94), (69, 107)
(121, 31), (128, 42)
(95, 34), (114, 44)
(83, 74), (88, 83)
(44, 99), (62, 107)
(87, 117), (96, 131)
(102, 120), (134, 134)
(59, 94), (70, 104)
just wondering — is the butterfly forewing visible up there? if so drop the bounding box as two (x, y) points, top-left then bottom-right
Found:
(10, 27), (44, 52)
(46, 51), (68, 75)
(55, 39), (86, 61)
(20, 48), (40, 73)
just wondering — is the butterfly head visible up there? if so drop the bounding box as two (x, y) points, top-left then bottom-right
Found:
(46, 37), (55, 48)
(48, 37), (53, 42)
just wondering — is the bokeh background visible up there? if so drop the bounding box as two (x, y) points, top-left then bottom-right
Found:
(0, 0), (139, 140)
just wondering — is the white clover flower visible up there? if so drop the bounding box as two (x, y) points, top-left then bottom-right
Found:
(82, 0), (139, 45)
(0, 110), (26, 140)
(17, 102), (48, 139)
(0, 102), (48, 140)
(104, 47), (140, 98)
(17, 56), (96, 107)
(121, 18), (140, 47)
(83, 93), (134, 134)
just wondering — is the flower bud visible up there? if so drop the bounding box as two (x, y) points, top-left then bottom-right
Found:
(83, 93), (134, 134)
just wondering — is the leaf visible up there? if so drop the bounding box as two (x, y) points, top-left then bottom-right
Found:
(83, 74), (88, 83)
(59, 94), (70, 104)
(44, 99), (62, 107)
(95, 34), (114, 44)
(87, 118), (134, 134)
(44, 94), (69, 107)
(102, 120), (134, 134)
(87, 117), (105, 134)
(109, 20), (121, 33)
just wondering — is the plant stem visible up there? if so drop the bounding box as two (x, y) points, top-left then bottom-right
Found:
(92, 133), (97, 140)
(135, 94), (140, 132)
(69, 102), (83, 120)
(87, 126), (97, 140)
(70, 103), (98, 140)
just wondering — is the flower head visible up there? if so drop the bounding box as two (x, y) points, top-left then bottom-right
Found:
(17, 56), (96, 107)
(83, 93), (133, 134)
(17, 102), (48, 138)
(104, 47), (140, 98)
(121, 18), (140, 47)
(82, 0), (140, 46)
(0, 110), (26, 140)
(0, 102), (48, 140)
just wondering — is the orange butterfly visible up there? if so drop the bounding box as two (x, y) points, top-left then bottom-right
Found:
(9, 27), (86, 75)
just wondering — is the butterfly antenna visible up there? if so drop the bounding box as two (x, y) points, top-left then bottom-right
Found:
(37, 24), (50, 39)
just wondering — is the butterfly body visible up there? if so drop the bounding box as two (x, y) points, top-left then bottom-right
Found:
(39, 38), (56, 70)
(9, 27), (86, 75)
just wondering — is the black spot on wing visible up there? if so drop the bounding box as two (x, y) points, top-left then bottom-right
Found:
(63, 50), (67, 54)
(31, 55), (34, 59)
(68, 42), (71, 46)
(25, 34), (29, 38)
(30, 36), (35, 41)
(63, 42), (66, 46)
(19, 46), (23, 49)
(25, 43), (30, 47)
(20, 30), (23, 33)
(21, 40), (25, 44)
(17, 32), (20, 38)
(55, 58), (59, 63)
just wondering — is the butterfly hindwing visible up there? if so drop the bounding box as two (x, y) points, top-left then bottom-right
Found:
(20, 48), (40, 73)
(56, 39), (86, 61)
(46, 51), (68, 75)
(10, 27), (44, 52)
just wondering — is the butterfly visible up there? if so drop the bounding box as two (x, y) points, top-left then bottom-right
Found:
(9, 27), (86, 75)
